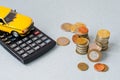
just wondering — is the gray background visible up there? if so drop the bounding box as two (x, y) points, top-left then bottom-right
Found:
(0, 0), (120, 80)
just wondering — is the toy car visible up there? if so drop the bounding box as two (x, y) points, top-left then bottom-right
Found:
(0, 6), (33, 37)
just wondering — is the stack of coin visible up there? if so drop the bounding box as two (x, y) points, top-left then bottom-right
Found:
(74, 22), (89, 40)
(75, 37), (89, 55)
(95, 29), (110, 51)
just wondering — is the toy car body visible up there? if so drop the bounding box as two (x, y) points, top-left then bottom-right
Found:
(0, 6), (33, 37)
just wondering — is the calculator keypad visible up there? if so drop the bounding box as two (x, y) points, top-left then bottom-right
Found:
(0, 27), (51, 58)
(0, 27), (53, 58)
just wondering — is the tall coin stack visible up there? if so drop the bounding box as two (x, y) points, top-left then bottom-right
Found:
(76, 37), (89, 55)
(95, 29), (110, 51)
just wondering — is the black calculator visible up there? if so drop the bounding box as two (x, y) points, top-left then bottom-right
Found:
(0, 26), (56, 64)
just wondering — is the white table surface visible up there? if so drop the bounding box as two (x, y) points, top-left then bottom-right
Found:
(0, 0), (120, 80)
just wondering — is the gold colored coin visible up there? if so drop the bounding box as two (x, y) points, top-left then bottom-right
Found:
(56, 37), (70, 46)
(97, 29), (110, 38)
(74, 22), (86, 28)
(78, 62), (89, 71)
(87, 49), (102, 62)
(61, 23), (73, 32)
(76, 37), (88, 45)
(70, 25), (77, 33)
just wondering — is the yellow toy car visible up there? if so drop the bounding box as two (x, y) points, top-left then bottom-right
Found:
(0, 6), (33, 37)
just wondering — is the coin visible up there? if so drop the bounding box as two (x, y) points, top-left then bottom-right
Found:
(102, 45), (109, 50)
(97, 29), (110, 39)
(89, 43), (102, 51)
(70, 25), (77, 33)
(77, 26), (89, 34)
(78, 62), (89, 71)
(74, 22), (86, 28)
(94, 63), (105, 72)
(76, 49), (88, 55)
(95, 37), (109, 51)
(72, 34), (79, 44)
(95, 41), (102, 47)
(61, 23), (73, 32)
(88, 49), (102, 62)
(75, 37), (88, 45)
(56, 37), (70, 46)
(76, 38), (89, 55)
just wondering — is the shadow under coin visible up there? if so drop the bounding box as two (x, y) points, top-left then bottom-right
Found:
(101, 42), (115, 61)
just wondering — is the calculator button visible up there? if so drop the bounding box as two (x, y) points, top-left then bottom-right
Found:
(38, 34), (43, 38)
(0, 35), (4, 38)
(29, 34), (34, 38)
(27, 49), (34, 54)
(10, 38), (16, 42)
(39, 42), (46, 47)
(35, 39), (42, 44)
(2, 38), (8, 41)
(34, 31), (40, 35)
(7, 35), (13, 39)
(14, 47), (21, 51)
(45, 39), (51, 43)
(5, 40), (11, 44)
(24, 46), (31, 51)
(26, 40), (32, 44)
(17, 50), (25, 55)
(34, 46), (40, 50)
(41, 36), (47, 41)
(32, 37), (38, 41)
(31, 27), (35, 31)
(30, 43), (36, 47)
(21, 53), (28, 58)
(22, 37), (28, 42)
(10, 44), (17, 48)
(20, 43), (27, 48)
(16, 40), (22, 45)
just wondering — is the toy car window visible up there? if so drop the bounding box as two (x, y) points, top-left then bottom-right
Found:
(4, 10), (16, 23)
(0, 19), (4, 23)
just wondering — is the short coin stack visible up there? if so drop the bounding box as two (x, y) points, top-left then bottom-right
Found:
(75, 37), (89, 55)
(95, 29), (110, 51)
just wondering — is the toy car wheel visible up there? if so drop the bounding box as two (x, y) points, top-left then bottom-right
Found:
(12, 31), (19, 37)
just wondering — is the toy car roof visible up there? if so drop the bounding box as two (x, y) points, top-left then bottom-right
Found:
(0, 6), (11, 19)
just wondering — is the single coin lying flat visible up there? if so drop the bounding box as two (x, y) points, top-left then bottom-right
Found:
(56, 37), (70, 46)
(77, 62), (89, 71)
(87, 49), (102, 62)
(89, 43), (102, 51)
(61, 23), (73, 32)
(94, 63), (109, 72)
